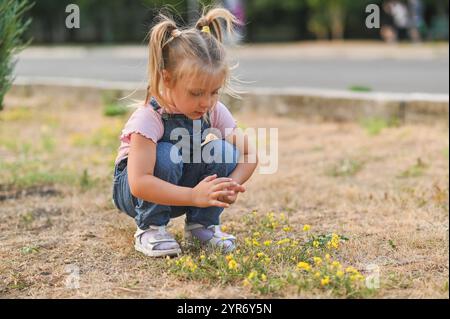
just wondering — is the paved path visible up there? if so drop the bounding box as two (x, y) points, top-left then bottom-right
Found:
(14, 42), (449, 94)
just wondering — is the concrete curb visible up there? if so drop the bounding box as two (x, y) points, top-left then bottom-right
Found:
(10, 78), (449, 125)
(224, 87), (449, 125)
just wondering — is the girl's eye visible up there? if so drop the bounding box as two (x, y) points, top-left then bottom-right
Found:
(189, 91), (219, 97)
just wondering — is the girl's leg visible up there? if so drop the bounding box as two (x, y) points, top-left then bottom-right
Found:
(134, 142), (184, 229)
(184, 139), (240, 226)
(112, 142), (184, 229)
(174, 140), (240, 253)
(112, 158), (138, 218)
(113, 142), (185, 256)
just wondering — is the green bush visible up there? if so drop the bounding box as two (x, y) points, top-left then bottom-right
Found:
(0, 0), (33, 110)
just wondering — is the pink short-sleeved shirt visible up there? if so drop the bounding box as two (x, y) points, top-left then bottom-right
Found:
(115, 101), (238, 165)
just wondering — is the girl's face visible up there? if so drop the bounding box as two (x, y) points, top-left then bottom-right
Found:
(163, 70), (224, 120)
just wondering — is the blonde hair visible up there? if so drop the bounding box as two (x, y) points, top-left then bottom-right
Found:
(144, 7), (242, 112)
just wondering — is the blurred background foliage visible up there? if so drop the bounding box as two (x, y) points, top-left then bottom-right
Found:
(0, 0), (33, 110)
(18, 0), (450, 43)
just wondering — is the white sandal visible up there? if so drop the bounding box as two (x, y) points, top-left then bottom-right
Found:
(134, 226), (181, 257)
(185, 223), (236, 253)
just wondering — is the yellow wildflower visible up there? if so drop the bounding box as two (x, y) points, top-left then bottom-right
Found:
(336, 270), (344, 278)
(253, 232), (261, 238)
(303, 224), (311, 232)
(199, 255), (206, 260)
(228, 259), (238, 270)
(321, 276), (330, 286)
(313, 257), (323, 266)
(328, 233), (340, 249)
(314, 271), (321, 279)
(252, 239), (260, 247)
(242, 279), (251, 287)
(184, 257), (197, 272)
(276, 238), (290, 245)
(350, 274), (364, 282)
(256, 252), (266, 258)
(313, 241), (320, 248)
(325, 254), (331, 261)
(331, 261), (341, 268)
(283, 226), (292, 232)
(297, 261), (311, 272)
(221, 225), (228, 232)
(261, 274), (267, 282)
(225, 254), (234, 262)
(248, 270), (258, 280)
(263, 240), (272, 247)
(345, 266), (358, 274)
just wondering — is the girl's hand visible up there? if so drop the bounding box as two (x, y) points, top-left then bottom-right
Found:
(191, 174), (238, 208)
(218, 182), (246, 205)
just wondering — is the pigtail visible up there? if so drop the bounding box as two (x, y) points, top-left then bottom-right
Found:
(146, 15), (179, 105)
(195, 7), (240, 44)
(141, 7), (243, 111)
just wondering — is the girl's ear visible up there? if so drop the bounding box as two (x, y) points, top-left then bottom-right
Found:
(162, 70), (172, 88)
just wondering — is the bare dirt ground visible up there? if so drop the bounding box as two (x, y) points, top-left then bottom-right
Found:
(0, 91), (448, 298)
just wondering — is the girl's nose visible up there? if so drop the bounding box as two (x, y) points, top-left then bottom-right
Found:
(200, 97), (212, 110)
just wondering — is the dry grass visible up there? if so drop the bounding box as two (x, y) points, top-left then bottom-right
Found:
(0, 91), (448, 298)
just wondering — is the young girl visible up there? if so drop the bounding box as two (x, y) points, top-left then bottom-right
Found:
(112, 8), (258, 258)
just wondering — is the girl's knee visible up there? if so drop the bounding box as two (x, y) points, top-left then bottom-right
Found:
(154, 142), (183, 180)
(203, 140), (239, 177)
(204, 139), (240, 164)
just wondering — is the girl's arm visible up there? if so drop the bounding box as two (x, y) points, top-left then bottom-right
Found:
(225, 127), (258, 185)
(127, 133), (191, 206)
(127, 133), (233, 207)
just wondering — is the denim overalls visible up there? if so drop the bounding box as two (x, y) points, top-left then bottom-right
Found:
(112, 98), (239, 230)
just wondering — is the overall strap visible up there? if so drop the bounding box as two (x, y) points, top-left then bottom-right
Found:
(149, 96), (211, 123)
(149, 97), (161, 112)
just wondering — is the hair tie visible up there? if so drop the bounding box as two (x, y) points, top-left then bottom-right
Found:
(201, 26), (211, 34)
(171, 29), (182, 38)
